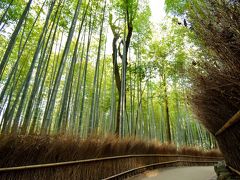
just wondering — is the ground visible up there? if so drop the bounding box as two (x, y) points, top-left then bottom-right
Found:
(128, 166), (217, 180)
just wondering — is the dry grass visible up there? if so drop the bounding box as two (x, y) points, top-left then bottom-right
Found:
(178, 146), (222, 157)
(0, 134), (222, 180)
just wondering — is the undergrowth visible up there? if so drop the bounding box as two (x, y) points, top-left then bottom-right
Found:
(0, 134), (223, 179)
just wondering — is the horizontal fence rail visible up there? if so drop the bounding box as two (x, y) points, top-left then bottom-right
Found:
(0, 154), (223, 172)
(0, 154), (223, 180)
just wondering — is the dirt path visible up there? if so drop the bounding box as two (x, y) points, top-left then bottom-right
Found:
(128, 166), (217, 180)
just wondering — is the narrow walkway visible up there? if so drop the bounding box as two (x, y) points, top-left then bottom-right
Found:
(128, 166), (216, 180)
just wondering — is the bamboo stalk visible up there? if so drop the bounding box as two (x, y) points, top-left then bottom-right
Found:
(215, 110), (240, 136)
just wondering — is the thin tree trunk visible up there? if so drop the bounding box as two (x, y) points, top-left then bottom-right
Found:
(78, 10), (93, 135)
(112, 35), (121, 135)
(0, 0), (32, 77)
(163, 74), (171, 143)
(21, 1), (61, 134)
(0, 0), (46, 106)
(0, 0), (14, 28)
(88, 1), (106, 133)
(41, 0), (82, 135)
(71, 30), (86, 135)
(109, 62), (116, 133)
(95, 28), (108, 132)
(58, 1), (88, 133)
(11, 0), (56, 135)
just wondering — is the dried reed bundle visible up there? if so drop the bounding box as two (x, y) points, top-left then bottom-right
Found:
(189, 0), (240, 170)
(0, 135), (222, 179)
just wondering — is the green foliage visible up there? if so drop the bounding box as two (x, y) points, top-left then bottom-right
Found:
(0, 0), (25, 24)
(164, 0), (189, 15)
(0, 0), (216, 149)
(132, 4), (152, 45)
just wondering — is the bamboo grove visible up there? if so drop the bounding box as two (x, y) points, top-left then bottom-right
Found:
(0, 0), (216, 148)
